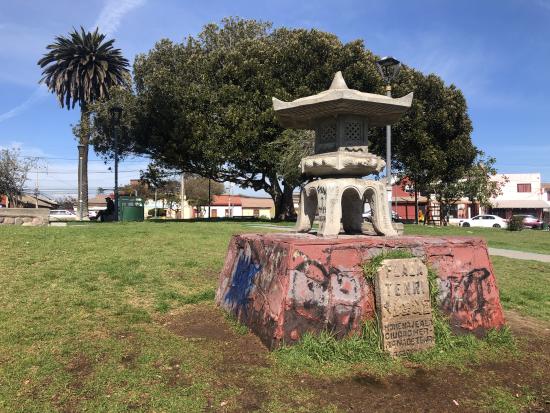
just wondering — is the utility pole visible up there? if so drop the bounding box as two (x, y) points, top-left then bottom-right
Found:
(34, 169), (39, 208)
(375, 56), (401, 222)
(114, 128), (119, 221)
(154, 188), (158, 218)
(109, 106), (123, 222)
(227, 182), (232, 218)
(208, 178), (211, 219)
(78, 144), (85, 220)
(180, 172), (186, 219)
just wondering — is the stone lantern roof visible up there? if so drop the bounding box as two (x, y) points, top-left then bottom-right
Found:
(272, 71), (413, 128)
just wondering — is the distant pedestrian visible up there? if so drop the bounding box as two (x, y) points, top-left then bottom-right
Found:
(96, 197), (115, 222)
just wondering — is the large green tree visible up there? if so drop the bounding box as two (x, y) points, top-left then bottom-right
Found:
(38, 27), (130, 218)
(128, 18), (382, 219)
(89, 18), (481, 219)
(376, 70), (478, 222)
(0, 148), (35, 207)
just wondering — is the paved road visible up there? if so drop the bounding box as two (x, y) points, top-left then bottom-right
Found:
(488, 248), (550, 263)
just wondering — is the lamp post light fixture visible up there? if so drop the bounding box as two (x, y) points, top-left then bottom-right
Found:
(110, 105), (123, 221)
(77, 144), (86, 220)
(376, 56), (402, 222)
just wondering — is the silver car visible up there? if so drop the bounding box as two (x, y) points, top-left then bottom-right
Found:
(49, 209), (77, 221)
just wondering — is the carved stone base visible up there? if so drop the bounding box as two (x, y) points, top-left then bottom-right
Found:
(296, 178), (397, 237)
(300, 150), (385, 177)
(216, 233), (506, 349)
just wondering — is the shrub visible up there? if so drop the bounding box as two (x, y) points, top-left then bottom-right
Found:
(508, 216), (523, 231)
(147, 208), (167, 217)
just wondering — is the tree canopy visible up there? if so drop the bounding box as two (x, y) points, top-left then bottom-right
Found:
(88, 17), (486, 219)
(0, 148), (35, 207)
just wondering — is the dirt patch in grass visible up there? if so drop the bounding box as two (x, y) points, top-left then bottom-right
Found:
(163, 306), (550, 412)
(161, 305), (273, 411)
(303, 310), (550, 412)
(65, 353), (93, 389)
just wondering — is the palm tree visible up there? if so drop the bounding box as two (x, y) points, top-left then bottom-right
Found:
(38, 27), (129, 219)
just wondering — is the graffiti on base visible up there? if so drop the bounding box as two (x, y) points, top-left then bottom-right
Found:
(440, 267), (491, 320)
(224, 251), (262, 311)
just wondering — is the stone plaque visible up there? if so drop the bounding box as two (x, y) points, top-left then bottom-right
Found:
(374, 258), (435, 355)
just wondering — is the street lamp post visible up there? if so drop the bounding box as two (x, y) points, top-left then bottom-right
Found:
(376, 56), (401, 221)
(77, 144), (85, 220)
(110, 106), (123, 222)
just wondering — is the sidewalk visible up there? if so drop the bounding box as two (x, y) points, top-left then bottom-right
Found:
(488, 248), (550, 263)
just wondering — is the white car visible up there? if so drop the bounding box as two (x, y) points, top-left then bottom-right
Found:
(459, 214), (508, 229)
(49, 209), (77, 221)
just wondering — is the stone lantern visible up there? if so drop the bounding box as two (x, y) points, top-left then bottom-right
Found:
(273, 71), (413, 237)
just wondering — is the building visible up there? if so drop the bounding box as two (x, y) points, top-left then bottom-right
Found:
(0, 193), (58, 209)
(391, 178), (429, 222)
(202, 194), (243, 218)
(240, 195), (275, 218)
(543, 182), (550, 202)
(88, 194), (110, 212)
(200, 194), (275, 219)
(489, 173), (550, 220)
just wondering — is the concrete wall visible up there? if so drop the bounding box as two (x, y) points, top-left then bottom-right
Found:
(0, 208), (49, 226)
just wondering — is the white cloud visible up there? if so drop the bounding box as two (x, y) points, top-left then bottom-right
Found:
(0, 140), (49, 157)
(92, 0), (146, 36)
(0, 86), (48, 123)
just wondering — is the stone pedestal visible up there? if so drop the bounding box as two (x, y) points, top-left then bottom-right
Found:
(296, 178), (397, 237)
(216, 233), (506, 349)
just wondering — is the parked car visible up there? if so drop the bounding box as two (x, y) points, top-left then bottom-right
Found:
(512, 214), (543, 229)
(49, 209), (77, 221)
(459, 214), (508, 229)
(363, 210), (403, 223)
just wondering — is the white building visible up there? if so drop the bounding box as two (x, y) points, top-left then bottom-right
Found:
(489, 173), (550, 220)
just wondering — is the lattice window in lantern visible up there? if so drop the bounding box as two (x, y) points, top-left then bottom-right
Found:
(318, 122), (336, 144)
(344, 121), (362, 145)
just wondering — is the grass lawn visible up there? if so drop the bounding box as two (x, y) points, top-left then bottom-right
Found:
(0, 222), (549, 412)
(404, 224), (550, 254)
(492, 256), (550, 321)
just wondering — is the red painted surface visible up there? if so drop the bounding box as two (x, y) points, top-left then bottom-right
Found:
(216, 233), (506, 349)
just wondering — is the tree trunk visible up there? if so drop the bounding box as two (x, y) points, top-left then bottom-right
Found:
(269, 181), (296, 221)
(414, 180), (419, 225)
(78, 106), (90, 220)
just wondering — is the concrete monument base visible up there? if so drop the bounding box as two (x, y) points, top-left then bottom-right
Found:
(216, 233), (506, 350)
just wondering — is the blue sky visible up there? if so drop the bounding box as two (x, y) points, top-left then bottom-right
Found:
(1, 0), (549, 198)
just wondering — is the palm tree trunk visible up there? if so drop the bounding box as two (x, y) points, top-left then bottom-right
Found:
(78, 105), (90, 220)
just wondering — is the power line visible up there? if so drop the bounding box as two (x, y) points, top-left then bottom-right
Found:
(22, 155), (149, 163)
(29, 169), (141, 175)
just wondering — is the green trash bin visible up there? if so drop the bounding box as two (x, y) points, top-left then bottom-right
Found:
(118, 196), (144, 222)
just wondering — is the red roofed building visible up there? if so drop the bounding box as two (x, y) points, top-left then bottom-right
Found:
(200, 194), (274, 219)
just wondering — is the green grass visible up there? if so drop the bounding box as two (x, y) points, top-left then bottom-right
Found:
(474, 386), (535, 413)
(361, 249), (414, 281)
(404, 224), (550, 254)
(0, 222), (264, 412)
(492, 256), (550, 320)
(0, 221), (548, 412)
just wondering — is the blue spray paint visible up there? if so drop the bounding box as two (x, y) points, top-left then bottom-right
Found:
(224, 251), (262, 311)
